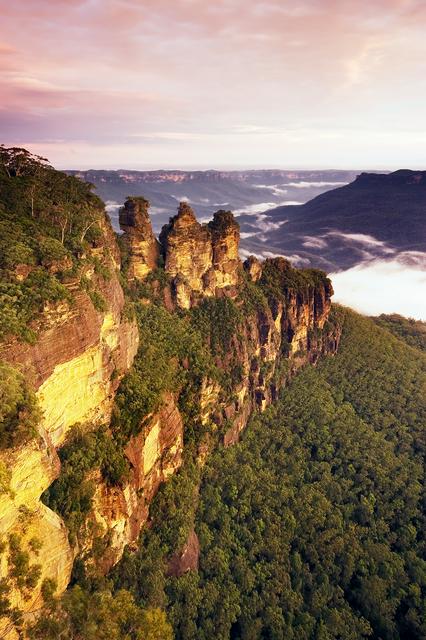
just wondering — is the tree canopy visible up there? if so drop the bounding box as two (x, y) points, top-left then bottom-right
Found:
(0, 146), (106, 342)
(117, 308), (426, 640)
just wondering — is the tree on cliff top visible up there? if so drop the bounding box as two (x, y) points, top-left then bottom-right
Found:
(0, 146), (108, 343)
(0, 145), (103, 247)
(0, 145), (50, 179)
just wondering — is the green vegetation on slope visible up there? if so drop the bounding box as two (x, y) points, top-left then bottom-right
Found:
(0, 360), (41, 450)
(110, 459), (201, 613)
(118, 308), (425, 640)
(373, 314), (426, 353)
(27, 586), (173, 640)
(5, 145), (424, 639)
(112, 301), (219, 445)
(260, 258), (332, 302)
(42, 426), (130, 545)
(0, 145), (105, 342)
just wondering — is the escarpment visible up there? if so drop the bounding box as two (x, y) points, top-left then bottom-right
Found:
(99, 210), (339, 565)
(0, 216), (139, 447)
(79, 392), (184, 574)
(0, 197), (138, 636)
(1, 172), (340, 638)
(213, 257), (339, 445)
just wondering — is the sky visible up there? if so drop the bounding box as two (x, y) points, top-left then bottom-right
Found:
(1, 0), (426, 169)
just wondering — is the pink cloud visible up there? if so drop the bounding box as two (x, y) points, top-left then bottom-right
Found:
(1, 0), (425, 168)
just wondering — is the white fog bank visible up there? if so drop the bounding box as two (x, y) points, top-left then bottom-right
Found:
(330, 257), (426, 320)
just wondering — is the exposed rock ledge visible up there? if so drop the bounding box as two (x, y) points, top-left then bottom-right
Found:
(0, 218), (138, 636)
(0, 202), (341, 638)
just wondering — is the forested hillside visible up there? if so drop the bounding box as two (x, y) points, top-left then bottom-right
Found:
(373, 314), (426, 352)
(16, 283), (426, 639)
(0, 146), (108, 343)
(138, 309), (425, 640)
(0, 146), (338, 639)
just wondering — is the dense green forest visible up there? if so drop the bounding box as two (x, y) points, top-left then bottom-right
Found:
(34, 307), (426, 640)
(109, 309), (426, 640)
(373, 314), (426, 352)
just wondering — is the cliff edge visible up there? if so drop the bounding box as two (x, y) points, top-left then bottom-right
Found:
(0, 148), (341, 637)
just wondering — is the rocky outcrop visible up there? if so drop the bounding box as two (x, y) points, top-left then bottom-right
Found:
(167, 529), (200, 577)
(0, 214), (138, 636)
(220, 257), (339, 445)
(243, 255), (262, 283)
(81, 393), (183, 574)
(0, 196), (341, 637)
(159, 204), (240, 309)
(208, 210), (240, 292)
(0, 437), (73, 639)
(119, 197), (160, 280)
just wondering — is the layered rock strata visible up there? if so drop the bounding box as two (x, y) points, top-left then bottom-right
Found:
(158, 204), (240, 308)
(0, 216), (138, 637)
(72, 207), (339, 574)
(119, 197), (160, 280)
(0, 199), (340, 638)
(80, 392), (183, 573)
(1, 218), (138, 447)
(222, 257), (339, 444)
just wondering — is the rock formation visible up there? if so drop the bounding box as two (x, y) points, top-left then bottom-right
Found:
(0, 439), (73, 636)
(159, 203), (240, 309)
(0, 216), (138, 637)
(167, 529), (200, 577)
(217, 256), (339, 445)
(208, 210), (240, 292)
(0, 196), (340, 638)
(80, 392), (183, 573)
(119, 197), (160, 280)
(243, 255), (263, 283)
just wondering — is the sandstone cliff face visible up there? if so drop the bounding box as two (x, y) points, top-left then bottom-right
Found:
(0, 214), (138, 636)
(119, 197), (160, 281)
(159, 204), (240, 309)
(1, 233), (138, 446)
(208, 210), (240, 292)
(0, 437), (73, 639)
(220, 265), (338, 446)
(79, 210), (339, 570)
(81, 392), (183, 574)
(243, 255), (263, 283)
(0, 197), (340, 637)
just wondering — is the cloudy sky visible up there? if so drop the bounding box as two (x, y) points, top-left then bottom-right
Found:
(1, 0), (426, 168)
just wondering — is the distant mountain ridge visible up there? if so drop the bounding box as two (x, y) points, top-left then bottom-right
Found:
(68, 167), (426, 273)
(239, 169), (426, 271)
(69, 168), (357, 184)
(355, 169), (426, 186)
(67, 169), (359, 234)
